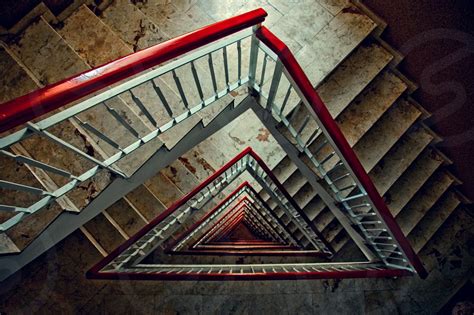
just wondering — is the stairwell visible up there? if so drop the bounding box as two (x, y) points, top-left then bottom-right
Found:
(0, 0), (472, 313)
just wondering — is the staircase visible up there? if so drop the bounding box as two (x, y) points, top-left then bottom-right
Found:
(0, 0), (472, 313)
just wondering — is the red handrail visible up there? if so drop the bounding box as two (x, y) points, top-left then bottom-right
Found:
(256, 26), (428, 279)
(0, 9), (267, 134)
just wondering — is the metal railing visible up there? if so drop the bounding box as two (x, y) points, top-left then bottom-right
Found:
(251, 26), (427, 278)
(0, 9), (266, 232)
(0, 7), (427, 280)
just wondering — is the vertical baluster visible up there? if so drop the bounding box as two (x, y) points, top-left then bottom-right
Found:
(296, 117), (310, 138)
(208, 53), (218, 99)
(279, 86), (292, 116)
(223, 46), (230, 92)
(172, 69), (189, 109)
(237, 40), (242, 85)
(151, 80), (174, 118)
(259, 53), (268, 87)
(266, 59), (283, 113)
(129, 91), (158, 127)
(248, 26), (259, 91)
(190, 61), (204, 103)
(104, 104), (140, 138)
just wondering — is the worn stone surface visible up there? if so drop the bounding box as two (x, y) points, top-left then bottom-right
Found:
(354, 99), (421, 171)
(384, 148), (443, 206)
(394, 171), (454, 234)
(83, 213), (127, 253)
(105, 198), (147, 237)
(409, 191), (461, 253)
(0, 47), (38, 103)
(297, 7), (377, 86)
(144, 171), (184, 207)
(125, 185), (167, 221)
(369, 127), (434, 195)
(136, 0), (214, 38)
(9, 17), (88, 86)
(318, 41), (393, 118)
(57, 5), (131, 67)
(101, 0), (169, 51)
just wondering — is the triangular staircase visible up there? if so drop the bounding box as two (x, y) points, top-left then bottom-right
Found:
(0, 1), (472, 313)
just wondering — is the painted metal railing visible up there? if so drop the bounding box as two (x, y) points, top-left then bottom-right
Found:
(0, 9), (266, 231)
(0, 7), (427, 280)
(87, 147), (333, 278)
(250, 26), (427, 278)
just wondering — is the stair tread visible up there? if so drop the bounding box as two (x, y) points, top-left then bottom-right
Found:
(0, 47), (38, 103)
(126, 185), (166, 222)
(83, 212), (127, 253)
(419, 208), (473, 271)
(100, 0), (169, 52)
(395, 171), (454, 235)
(319, 41), (393, 119)
(370, 126), (434, 195)
(9, 16), (88, 86)
(268, 0), (333, 48)
(292, 182), (318, 210)
(354, 99), (422, 171)
(136, 1), (214, 39)
(303, 196), (326, 221)
(144, 171), (184, 208)
(329, 128), (436, 252)
(105, 199), (147, 237)
(385, 149), (444, 214)
(0, 154), (65, 250)
(161, 159), (201, 195)
(297, 6), (377, 87)
(409, 191), (461, 253)
(57, 5), (131, 68)
(337, 70), (407, 146)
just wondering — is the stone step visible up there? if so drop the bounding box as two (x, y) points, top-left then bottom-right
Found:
(0, 47), (64, 252)
(296, 5), (377, 87)
(99, 0), (169, 52)
(384, 149), (445, 215)
(144, 171), (185, 208)
(353, 99), (422, 171)
(134, 1), (215, 39)
(52, 5), (165, 174)
(409, 191), (461, 253)
(369, 126), (434, 195)
(336, 70), (407, 147)
(0, 46), (38, 103)
(56, 5), (131, 67)
(125, 185), (167, 222)
(328, 127), (436, 250)
(304, 70), (410, 233)
(83, 212), (127, 253)
(320, 40), (393, 118)
(292, 182), (318, 210)
(278, 40), (393, 147)
(104, 199), (147, 237)
(8, 16), (88, 86)
(419, 207), (473, 272)
(320, 100), (422, 242)
(395, 171), (454, 235)
(268, 42), (395, 209)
